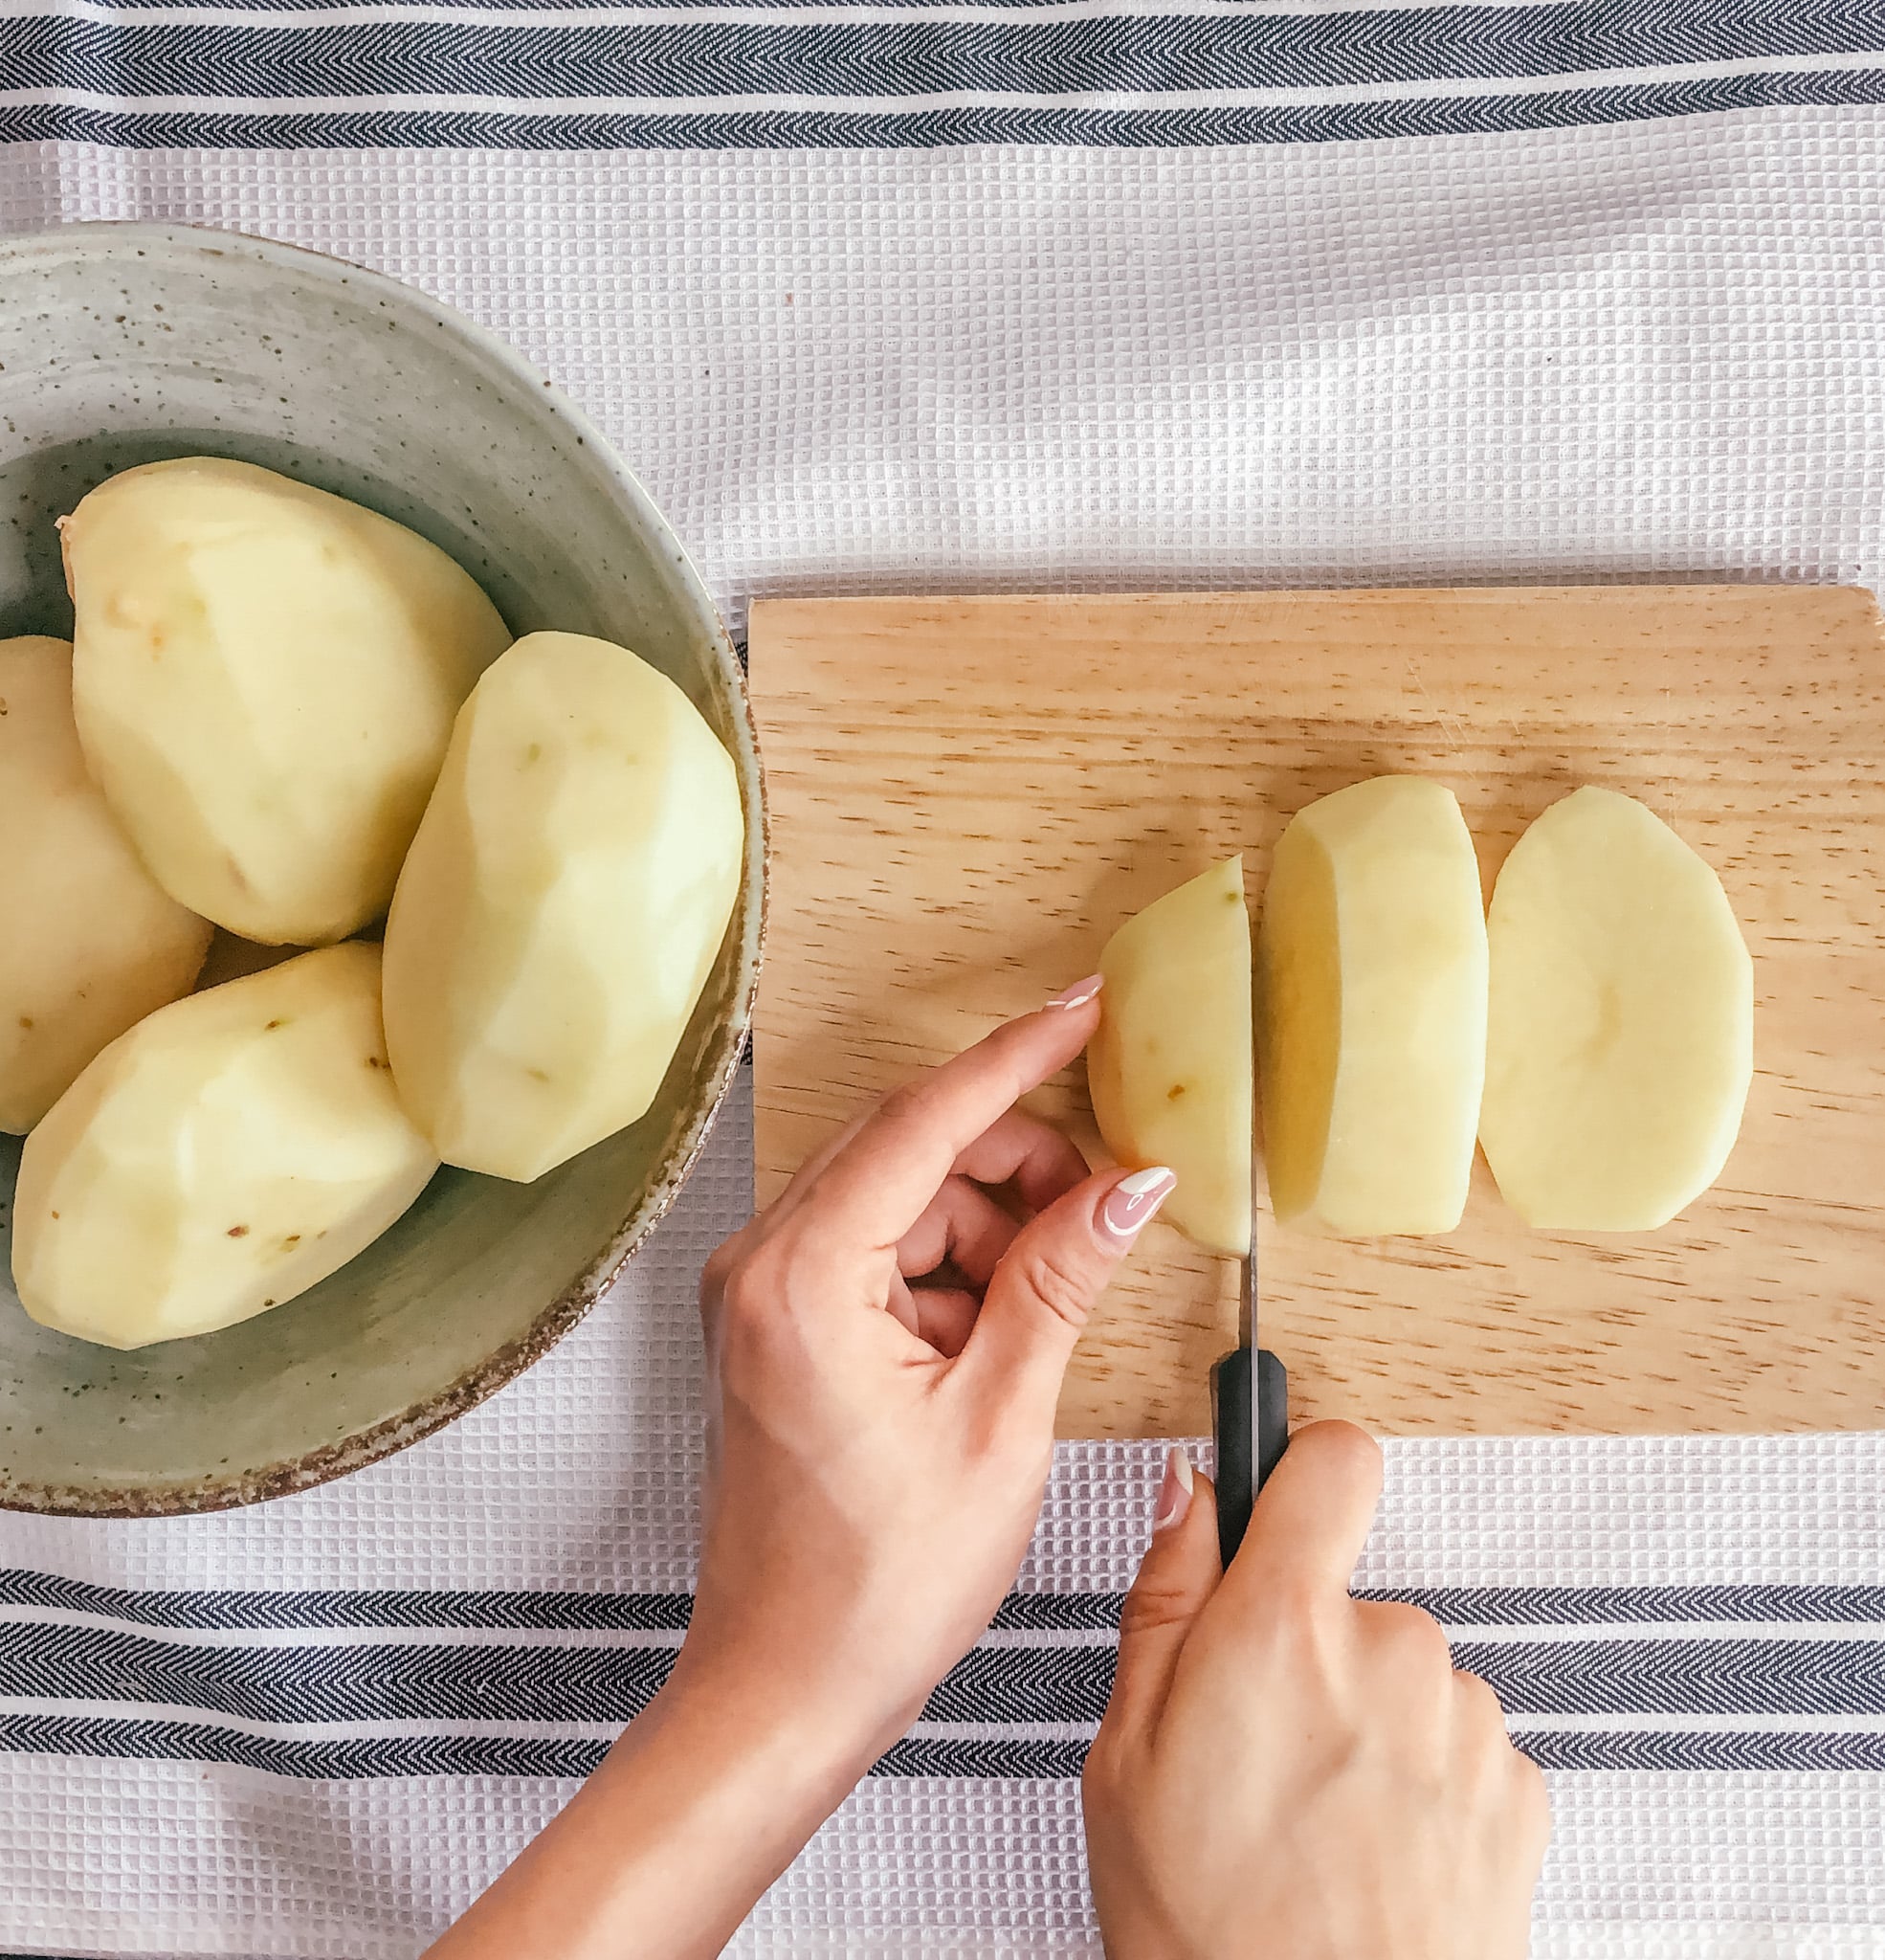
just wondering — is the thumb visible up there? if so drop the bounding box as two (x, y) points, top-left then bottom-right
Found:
(1107, 1450), (1222, 1728)
(960, 1166), (1176, 1421)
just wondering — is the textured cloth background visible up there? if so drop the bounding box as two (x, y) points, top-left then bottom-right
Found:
(2, 105), (1885, 1955)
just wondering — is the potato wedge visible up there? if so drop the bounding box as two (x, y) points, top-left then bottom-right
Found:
(61, 457), (510, 945)
(382, 631), (744, 1182)
(1257, 776), (1487, 1236)
(0, 635), (212, 1131)
(1086, 856), (1253, 1256)
(1480, 785), (1753, 1230)
(11, 943), (437, 1349)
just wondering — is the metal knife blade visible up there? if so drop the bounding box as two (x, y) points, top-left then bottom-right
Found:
(1209, 1012), (1287, 1567)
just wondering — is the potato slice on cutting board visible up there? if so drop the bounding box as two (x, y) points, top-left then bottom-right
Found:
(61, 457), (511, 946)
(0, 635), (212, 1131)
(381, 630), (745, 1183)
(11, 943), (438, 1349)
(1480, 785), (1752, 1231)
(1257, 776), (1487, 1236)
(1086, 856), (1253, 1256)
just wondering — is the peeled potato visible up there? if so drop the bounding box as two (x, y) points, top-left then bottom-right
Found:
(0, 635), (212, 1131)
(1086, 856), (1253, 1256)
(1480, 786), (1752, 1231)
(1257, 776), (1487, 1236)
(61, 457), (511, 945)
(382, 630), (744, 1182)
(11, 944), (438, 1349)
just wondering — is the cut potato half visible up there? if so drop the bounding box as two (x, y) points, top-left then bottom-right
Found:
(11, 943), (438, 1349)
(1086, 856), (1253, 1256)
(1257, 776), (1487, 1236)
(1480, 785), (1752, 1231)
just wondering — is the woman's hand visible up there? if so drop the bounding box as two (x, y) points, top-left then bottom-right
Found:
(1083, 1425), (1550, 1960)
(680, 974), (1172, 1763)
(431, 980), (1174, 1960)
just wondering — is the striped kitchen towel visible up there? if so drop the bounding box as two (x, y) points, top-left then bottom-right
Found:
(4, 17), (1885, 1953)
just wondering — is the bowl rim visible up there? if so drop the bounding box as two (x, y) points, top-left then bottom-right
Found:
(0, 218), (768, 1517)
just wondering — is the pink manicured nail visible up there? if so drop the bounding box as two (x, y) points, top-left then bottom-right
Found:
(1153, 1447), (1194, 1532)
(1044, 973), (1104, 1011)
(1099, 1167), (1177, 1242)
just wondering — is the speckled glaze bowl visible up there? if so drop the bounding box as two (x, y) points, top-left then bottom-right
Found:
(0, 222), (765, 1515)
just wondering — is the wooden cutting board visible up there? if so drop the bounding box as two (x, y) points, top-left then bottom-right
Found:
(747, 588), (1885, 1439)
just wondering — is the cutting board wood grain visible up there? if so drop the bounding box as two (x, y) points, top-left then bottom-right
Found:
(747, 588), (1885, 1439)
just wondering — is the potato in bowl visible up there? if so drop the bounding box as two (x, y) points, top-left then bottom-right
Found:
(0, 222), (764, 1516)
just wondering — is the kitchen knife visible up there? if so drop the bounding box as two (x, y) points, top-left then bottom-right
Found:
(1209, 1111), (1288, 1567)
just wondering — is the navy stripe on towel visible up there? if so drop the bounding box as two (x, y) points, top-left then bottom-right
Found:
(1363, 1583), (1885, 1629)
(1514, 1728), (1885, 1773)
(6, 69), (1885, 152)
(0, 1570), (696, 1633)
(9, 1710), (1885, 1780)
(0, 0), (1882, 148)
(0, 1712), (615, 1782)
(6, 1573), (1883, 1780)
(7, 5), (1883, 104)
(11, 1570), (1885, 1635)
(5, 1615), (1884, 1725)
(0, 1623), (680, 1726)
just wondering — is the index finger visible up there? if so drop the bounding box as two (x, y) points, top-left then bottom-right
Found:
(1222, 1420), (1384, 1605)
(795, 986), (1103, 1251)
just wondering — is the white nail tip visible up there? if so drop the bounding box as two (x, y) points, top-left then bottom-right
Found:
(1045, 975), (1104, 1010)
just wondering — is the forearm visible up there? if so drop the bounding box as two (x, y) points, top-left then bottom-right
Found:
(428, 1652), (876, 1960)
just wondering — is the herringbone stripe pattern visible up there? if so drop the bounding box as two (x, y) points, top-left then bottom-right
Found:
(3, 1571), (1882, 1776)
(2, 0), (1882, 146)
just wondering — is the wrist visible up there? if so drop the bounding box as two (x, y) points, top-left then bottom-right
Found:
(423, 1637), (877, 1960)
(653, 1627), (894, 1803)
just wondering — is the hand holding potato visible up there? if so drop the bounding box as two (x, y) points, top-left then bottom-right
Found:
(427, 987), (1174, 1960)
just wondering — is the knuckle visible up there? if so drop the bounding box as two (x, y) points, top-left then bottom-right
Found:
(1080, 1729), (1125, 1806)
(1256, 1571), (1327, 1636)
(1118, 1577), (1202, 1643)
(719, 1258), (771, 1326)
(1363, 1599), (1454, 1673)
(1021, 1240), (1099, 1331)
(717, 1247), (805, 1350)
(1453, 1667), (1508, 1736)
(1299, 1420), (1385, 1492)
(699, 1233), (747, 1303)
(876, 1080), (931, 1130)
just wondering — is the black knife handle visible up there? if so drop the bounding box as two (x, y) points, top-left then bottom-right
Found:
(1209, 1347), (1290, 1569)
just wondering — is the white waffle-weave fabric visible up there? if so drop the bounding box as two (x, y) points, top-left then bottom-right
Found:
(4, 74), (1885, 1960)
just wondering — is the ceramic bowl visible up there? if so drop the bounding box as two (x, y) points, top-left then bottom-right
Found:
(0, 222), (765, 1515)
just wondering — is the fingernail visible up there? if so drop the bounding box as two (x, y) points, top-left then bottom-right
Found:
(1099, 1166), (1177, 1242)
(1154, 1447), (1194, 1531)
(1045, 973), (1104, 1011)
